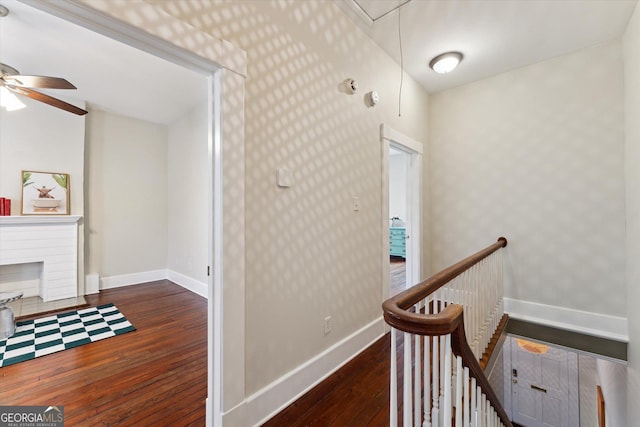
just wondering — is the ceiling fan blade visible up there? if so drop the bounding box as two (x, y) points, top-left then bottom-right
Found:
(3, 75), (77, 89)
(8, 86), (88, 116)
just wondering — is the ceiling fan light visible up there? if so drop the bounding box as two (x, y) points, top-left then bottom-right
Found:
(429, 51), (463, 74)
(0, 86), (26, 111)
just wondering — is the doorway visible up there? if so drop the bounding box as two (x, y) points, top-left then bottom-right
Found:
(389, 146), (408, 296)
(10, 1), (225, 424)
(510, 337), (576, 426)
(381, 124), (423, 298)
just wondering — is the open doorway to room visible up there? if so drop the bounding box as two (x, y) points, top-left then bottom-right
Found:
(389, 147), (408, 296)
(1, 0), (224, 423)
(381, 124), (423, 299)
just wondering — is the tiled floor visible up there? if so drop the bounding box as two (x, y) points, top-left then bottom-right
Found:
(6, 295), (88, 318)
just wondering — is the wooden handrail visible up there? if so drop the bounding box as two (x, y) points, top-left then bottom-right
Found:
(382, 237), (511, 427)
(382, 237), (507, 333)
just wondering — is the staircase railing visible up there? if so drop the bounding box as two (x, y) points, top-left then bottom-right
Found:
(383, 237), (511, 427)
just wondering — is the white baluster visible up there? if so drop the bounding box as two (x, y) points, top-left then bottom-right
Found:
(404, 331), (412, 427)
(439, 293), (446, 426)
(423, 299), (431, 427)
(415, 329), (421, 427)
(469, 378), (478, 427)
(390, 328), (398, 427)
(481, 393), (487, 427)
(443, 335), (452, 427)
(455, 356), (462, 427)
(476, 386), (483, 427)
(432, 300), (440, 427)
(493, 407), (498, 427)
(463, 367), (469, 427)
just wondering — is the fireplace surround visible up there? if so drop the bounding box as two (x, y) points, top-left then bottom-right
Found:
(0, 216), (81, 302)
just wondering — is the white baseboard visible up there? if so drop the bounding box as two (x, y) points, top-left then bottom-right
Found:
(100, 269), (168, 290)
(504, 297), (628, 342)
(167, 269), (208, 298)
(223, 317), (386, 427)
(99, 269), (207, 300)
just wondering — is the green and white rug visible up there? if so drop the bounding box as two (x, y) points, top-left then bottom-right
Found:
(0, 303), (135, 367)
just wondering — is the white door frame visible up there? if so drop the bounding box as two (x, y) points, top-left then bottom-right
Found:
(21, 1), (224, 424)
(381, 124), (423, 300)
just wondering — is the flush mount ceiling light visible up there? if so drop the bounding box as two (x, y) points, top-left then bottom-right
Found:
(515, 338), (549, 355)
(429, 51), (463, 74)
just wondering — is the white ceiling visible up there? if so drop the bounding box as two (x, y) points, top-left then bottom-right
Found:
(0, 0), (206, 125)
(339, 0), (638, 93)
(1, 0), (637, 121)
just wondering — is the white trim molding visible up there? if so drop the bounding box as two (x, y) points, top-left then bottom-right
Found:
(167, 269), (208, 298)
(223, 317), (386, 427)
(381, 124), (423, 154)
(504, 298), (628, 342)
(100, 269), (168, 290)
(99, 269), (208, 299)
(0, 215), (82, 225)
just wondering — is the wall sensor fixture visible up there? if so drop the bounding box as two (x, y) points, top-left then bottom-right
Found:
(347, 79), (358, 94)
(367, 91), (379, 107)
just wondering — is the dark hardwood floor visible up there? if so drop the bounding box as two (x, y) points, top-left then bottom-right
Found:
(0, 280), (207, 426)
(262, 333), (401, 427)
(390, 257), (406, 297)
(1, 276), (511, 427)
(263, 259), (409, 426)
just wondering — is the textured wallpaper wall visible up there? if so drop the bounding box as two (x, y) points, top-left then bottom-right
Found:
(624, 2), (640, 424)
(149, 0), (431, 396)
(430, 41), (626, 319)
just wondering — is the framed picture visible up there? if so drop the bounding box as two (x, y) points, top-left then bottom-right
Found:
(21, 171), (70, 215)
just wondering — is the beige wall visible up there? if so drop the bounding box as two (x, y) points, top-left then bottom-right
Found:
(0, 95), (86, 293)
(430, 41), (626, 322)
(624, 3), (640, 425)
(0, 97), (85, 216)
(389, 153), (408, 221)
(85, 109), (168, 278)
(148, 0), (430, 398)
(167, 102), (209, 285)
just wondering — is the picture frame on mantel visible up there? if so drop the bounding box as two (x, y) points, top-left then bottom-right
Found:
(21, 171), (70, 215)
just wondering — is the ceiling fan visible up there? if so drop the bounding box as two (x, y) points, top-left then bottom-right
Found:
(0, 63), (88, 115)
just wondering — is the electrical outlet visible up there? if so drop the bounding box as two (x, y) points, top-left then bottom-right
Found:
(324, 316), (331, 335)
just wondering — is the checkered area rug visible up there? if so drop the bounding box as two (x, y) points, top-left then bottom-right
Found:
(0, 303), (135, 368)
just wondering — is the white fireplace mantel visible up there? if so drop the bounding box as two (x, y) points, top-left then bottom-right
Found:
(0, 215), (82, 301)
(0, 215), (82, 226)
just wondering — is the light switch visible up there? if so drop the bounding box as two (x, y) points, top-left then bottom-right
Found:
(277, 168), (293, 188)
(352, 196), (360, 211)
